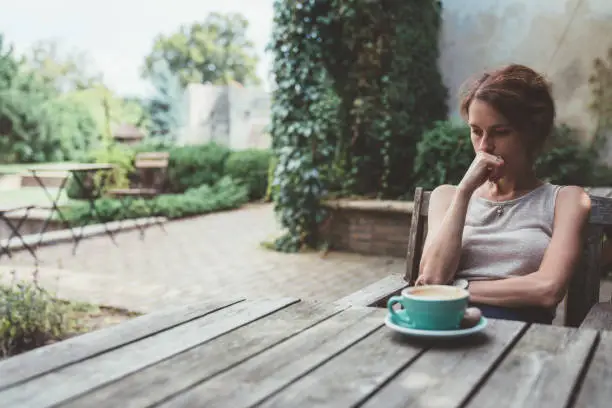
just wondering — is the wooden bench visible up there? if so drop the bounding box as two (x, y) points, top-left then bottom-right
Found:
(339, 187), (612, 328)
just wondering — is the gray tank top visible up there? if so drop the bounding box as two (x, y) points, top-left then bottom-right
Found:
(457, 183), (563, 281)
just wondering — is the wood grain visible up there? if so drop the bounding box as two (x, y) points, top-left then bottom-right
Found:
(157, 307), (385, 407)
(0, 298), (243, 390)
(335, 274), (408, 308)
(580, 302), (612, 330)
(360, 319), (526, 408)
(58, 301), (347, 408)
(466, 323), (598, 408)
(566, 224), (604, 327)
(588, 195), (612, 225)
(257, 325), (425, 407)
(405, 187), (425, 284)
(572, 330), (612, 408)
(0, 297), (298, 408)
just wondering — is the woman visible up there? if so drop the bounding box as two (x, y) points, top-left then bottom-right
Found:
(416, 64), (591, 324)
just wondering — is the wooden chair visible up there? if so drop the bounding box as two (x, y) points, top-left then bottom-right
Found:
(107, 152), (170, 238)
(338, 187), (612, 328)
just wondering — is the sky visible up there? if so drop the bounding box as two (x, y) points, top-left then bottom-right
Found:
(0, 0), (275, 97)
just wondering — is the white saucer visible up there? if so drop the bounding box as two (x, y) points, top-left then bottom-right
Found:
(384, 314), (488, 338)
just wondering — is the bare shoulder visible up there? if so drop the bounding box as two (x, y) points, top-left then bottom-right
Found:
(427, 184), (458, 217)
(430, 184), (457, 204)
(554, 185), (591, 227)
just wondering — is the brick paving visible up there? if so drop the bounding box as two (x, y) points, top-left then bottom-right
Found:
(0, 203), (404, 313)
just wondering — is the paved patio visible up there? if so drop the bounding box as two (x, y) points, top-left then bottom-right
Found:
(0, 203), (404, 313)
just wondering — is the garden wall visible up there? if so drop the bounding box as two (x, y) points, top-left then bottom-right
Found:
(320, 200), (413, 258)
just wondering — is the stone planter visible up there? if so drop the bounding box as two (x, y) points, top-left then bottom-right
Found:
(320, 199), (413, 258)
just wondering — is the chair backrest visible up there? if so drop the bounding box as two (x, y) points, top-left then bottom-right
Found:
(134, 152), (170, 191)
(404, 186), (612, 327)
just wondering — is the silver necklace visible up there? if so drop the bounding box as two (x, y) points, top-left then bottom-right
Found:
(495, 205), (505, 216)
(487, 181), (506, 217)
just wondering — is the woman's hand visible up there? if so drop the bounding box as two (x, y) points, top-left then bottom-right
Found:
(458, 151), (504, 195)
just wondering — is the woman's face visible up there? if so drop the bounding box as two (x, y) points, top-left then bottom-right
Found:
(467, 99), (531, 176)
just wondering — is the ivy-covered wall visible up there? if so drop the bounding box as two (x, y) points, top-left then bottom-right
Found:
(270, 0), (447, 252)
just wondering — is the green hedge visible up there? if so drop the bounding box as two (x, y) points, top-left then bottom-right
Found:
(62, 176), (249, 225)
(225, 149), (272, 200)
(165, 143), (231, 193)
(66, 142), (272, 203)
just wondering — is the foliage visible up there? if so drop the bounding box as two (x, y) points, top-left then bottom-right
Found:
(22, 39), (103, 92)
(166, 143), (231, 193)
(536, 124), (612, 186)
(412, 120), (612, 189)
(63, 176), (248, 224)
(413, 121), (473, 192)
(269, 0), (447, 251)
(0, 35), (99, 164)
(66, 143), (134, 199)
(64, 85), (148, 139)
(589, 47), (612, 139)
(142, 12), (260, 87)
(146, 60), (186, 142)
(225, 149), (272, 200)
(1, 277), (72, 358)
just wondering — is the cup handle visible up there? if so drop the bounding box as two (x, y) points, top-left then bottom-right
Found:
(387, 296), (411, 325)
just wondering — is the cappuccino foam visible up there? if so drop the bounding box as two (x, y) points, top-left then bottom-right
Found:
(409, 286), (464, 300)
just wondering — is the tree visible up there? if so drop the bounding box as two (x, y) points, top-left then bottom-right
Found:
(22, 40), (103, 93)
(146, 60), (185, 142)
(0, 34), (99, 163)
(142, 12), (260, 87)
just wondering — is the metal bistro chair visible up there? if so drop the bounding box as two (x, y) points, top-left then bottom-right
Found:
(339, 187), (612, 328)
(107, 152), (169, 239)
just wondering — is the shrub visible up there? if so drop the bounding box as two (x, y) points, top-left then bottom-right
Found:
(1, 278), (71, 358)
(62, 176), (248, 225)
(225, 149), (272, 200)
(413, 121), (473, 192)
(65, 144), (135, 200)
(535, 124), (610, 186)
(412, 121), (611, 192)
(166, 143), (231, 193)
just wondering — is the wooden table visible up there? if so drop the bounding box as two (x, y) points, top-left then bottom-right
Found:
(0, 297), (610, 408)
(27, 163), (117, 253)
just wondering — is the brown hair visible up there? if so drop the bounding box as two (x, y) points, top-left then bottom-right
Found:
(459, 64), (555, 156)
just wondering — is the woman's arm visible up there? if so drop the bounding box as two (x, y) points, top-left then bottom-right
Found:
(468, 186), (591, 309)
(417, 185), (472, 285)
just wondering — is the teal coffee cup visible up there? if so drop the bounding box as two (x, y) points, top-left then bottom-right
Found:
(387, 285), (469, 330)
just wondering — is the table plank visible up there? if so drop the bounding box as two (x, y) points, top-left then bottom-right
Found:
(580, 302), (612, 330)
(466, 323), (598, 408)
(0, 298), (244, 390)
(157, 307), (385, 407)
(360, 319), (526, 408)
(58, 300), (349, 408)
(258, 324), (425, 407)
(0, 297), (298, 408)
(572, 330), (612, 408)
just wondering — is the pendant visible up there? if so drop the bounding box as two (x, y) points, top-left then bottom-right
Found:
(496, 206), (504, 216)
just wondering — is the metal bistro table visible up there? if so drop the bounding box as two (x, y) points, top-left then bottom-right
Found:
(0, 297), (610, 408)
(28, 163), (118, 254)
(0, 205), (38, 262)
